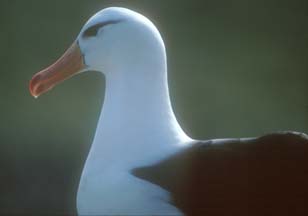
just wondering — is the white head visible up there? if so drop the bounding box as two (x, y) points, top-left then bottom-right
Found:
(79, 7), (165, 75)
(30, 7), (166, 97)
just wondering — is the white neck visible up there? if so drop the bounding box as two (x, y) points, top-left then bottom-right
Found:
(77, 50), (191, 215)
(93, 56), (190, 166)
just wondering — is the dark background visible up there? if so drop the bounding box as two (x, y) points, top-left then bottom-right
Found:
(0, 0), (307, 215)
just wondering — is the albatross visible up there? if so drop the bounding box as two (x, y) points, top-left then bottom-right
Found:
(29, 7), (308, 216)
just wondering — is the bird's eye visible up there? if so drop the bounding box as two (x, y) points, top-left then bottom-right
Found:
(82, 20), (123, 38)
(83, 24), (101, 38)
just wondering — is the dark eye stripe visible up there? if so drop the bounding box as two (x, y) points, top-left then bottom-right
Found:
(82, 20), (122, 38)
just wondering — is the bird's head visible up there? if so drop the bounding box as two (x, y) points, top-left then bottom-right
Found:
(29, 7), (165, 98)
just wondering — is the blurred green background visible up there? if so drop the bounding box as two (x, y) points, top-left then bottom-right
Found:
(0, 0), (307, 215)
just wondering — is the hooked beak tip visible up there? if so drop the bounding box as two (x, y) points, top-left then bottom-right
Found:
(29, 74), (41, 98)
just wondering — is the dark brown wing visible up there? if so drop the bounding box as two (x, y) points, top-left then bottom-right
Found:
(132, 132), (308, 216)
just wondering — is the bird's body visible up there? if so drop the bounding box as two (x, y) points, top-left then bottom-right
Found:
(29, 7), (308, 216)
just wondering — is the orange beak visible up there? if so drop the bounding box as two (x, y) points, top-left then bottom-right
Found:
(29, 41), (85, 98)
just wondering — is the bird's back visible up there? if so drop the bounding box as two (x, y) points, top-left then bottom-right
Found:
(133, 132), (308, 216)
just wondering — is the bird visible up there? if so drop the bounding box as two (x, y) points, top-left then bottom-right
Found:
(29, 7), (308, 216)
